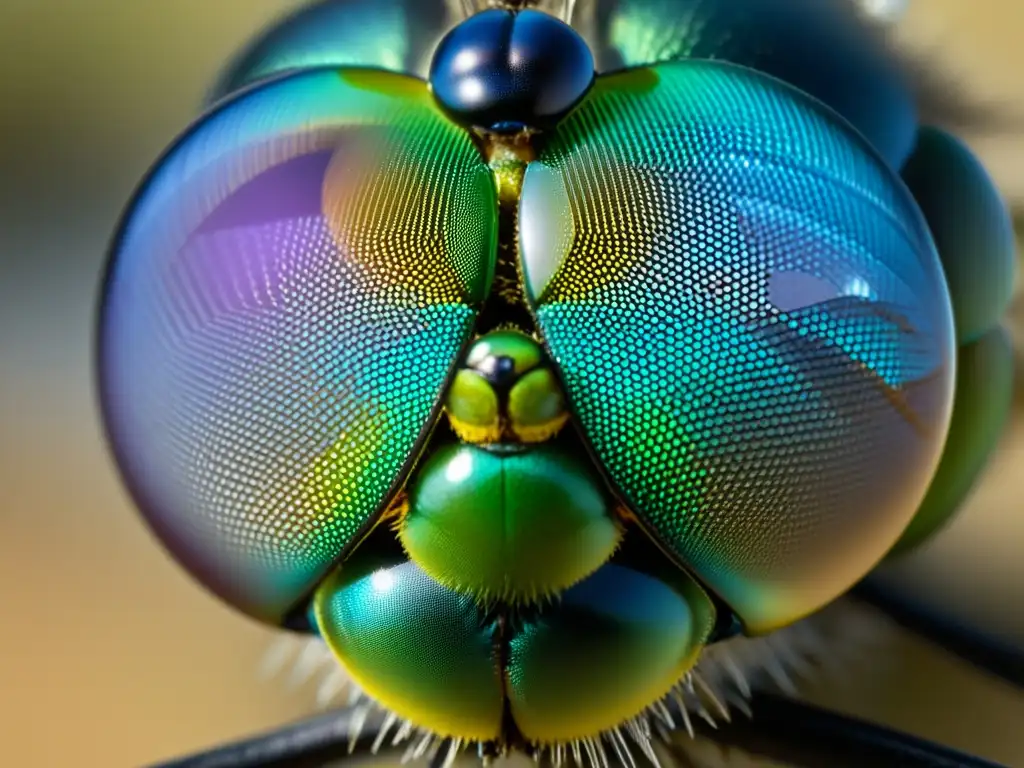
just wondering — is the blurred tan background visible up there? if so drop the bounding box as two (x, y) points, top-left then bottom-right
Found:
(0, 1), (1022, 766)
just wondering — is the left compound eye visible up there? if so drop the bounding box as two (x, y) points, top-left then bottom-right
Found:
(97, 69), (497, 624)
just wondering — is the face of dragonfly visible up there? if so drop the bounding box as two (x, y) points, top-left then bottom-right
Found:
(96, 0), (1017, 756)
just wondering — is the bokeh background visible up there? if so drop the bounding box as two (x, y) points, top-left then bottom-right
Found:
(0, 1), (1021, 766)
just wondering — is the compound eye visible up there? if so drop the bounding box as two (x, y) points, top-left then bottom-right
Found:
(97, 69), (496, 623)
(429, 9), (595, 133)
(520, 62), (956, 634)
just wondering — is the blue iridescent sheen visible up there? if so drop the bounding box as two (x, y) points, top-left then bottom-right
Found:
(429, 9), (595, 133)
(520, 62), (956, 633)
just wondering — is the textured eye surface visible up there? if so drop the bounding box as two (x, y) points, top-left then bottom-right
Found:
(520, 62), (955, 634)
(577, 0), (917, 168)
(98, 68), (497, 623)
(207, 0), (458, 103)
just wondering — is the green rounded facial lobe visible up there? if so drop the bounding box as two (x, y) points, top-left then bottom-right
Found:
(98, 68), (497, 623)
(520, 62), (956, 634)
(400, 443), (621, 603)
(313, 550), (504, 741)
(506, 561), (715, 742)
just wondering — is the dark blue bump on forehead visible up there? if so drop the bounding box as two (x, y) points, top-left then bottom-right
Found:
(429, 9), (595, 134)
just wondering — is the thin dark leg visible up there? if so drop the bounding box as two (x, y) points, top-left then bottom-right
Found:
(853, 580), (1024, 688)
(693, 692), (1007, 768)
(151, 709), (367, 768)
(149, 692), (1006, 768)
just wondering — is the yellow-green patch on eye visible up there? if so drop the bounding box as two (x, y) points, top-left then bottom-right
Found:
(338, 68), (432, 100)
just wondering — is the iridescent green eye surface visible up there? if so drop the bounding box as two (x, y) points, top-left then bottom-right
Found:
(521, 62), (955, 634)
(890, 326), (1016, 556)
(98, 68), (497, 623)
(901, 126), (1018, 344)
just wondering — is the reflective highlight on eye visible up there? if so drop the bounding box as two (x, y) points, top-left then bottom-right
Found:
(519, 161), (575, 303)
(522, 61), (955, 634)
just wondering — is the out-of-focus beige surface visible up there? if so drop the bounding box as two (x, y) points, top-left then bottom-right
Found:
(0, 2), (1021, 767)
